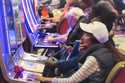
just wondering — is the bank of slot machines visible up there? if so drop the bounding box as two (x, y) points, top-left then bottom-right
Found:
(21, 0), (59, 51)
(0, 0), (52, 83)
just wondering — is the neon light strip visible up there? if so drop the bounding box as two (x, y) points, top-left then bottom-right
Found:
(27, 0), (38, 24)
(2, 0), (11, 53)
(21, 0), (35, 32)
(26, 0), (37, 31)
(27, 0), (40, 32)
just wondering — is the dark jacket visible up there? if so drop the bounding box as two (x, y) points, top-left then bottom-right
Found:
(42, 41), (80, 77)
(79, 44), (117, 83)
(114, 0), (125, 14)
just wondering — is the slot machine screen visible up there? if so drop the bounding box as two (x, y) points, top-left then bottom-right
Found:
(1, 0), (18, 73)
(5, 0), (17, 54)
(11, 0), (26, 46)
(6, 0), (26, 55)
(2, 0), (26, 73)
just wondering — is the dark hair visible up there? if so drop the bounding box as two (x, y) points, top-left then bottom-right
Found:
(38, 6), (42, 16)
(84, 32), (100, 44)
(92, 1), (118, 31)
(59, 0), (66, 8)
(81, 0), (94, 7)
(92, 1), (117, 18)
(67, 15), (91, 44)
(104, 42), (125, 62)
(67, 25), (84, 44)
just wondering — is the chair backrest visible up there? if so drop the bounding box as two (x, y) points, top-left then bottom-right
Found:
(105, 61), (125, 83)
(57, 15), (77, 35)
(57, 17), (69, 35)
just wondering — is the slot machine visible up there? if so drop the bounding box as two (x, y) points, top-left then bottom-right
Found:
(21, 0), (59, 51)
(0, 0), (47, 82)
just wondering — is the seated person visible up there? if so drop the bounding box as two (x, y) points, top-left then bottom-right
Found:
(39, 0), (83, 27)
(40, 0), (76, 21)
(28, 21), (123, 83)
(38, 0), (65, 23)
(68, 0), (118, 46)
(91, 0), (118, 32)
(44, 7), (84, 42)
(37, 0), (76, 32)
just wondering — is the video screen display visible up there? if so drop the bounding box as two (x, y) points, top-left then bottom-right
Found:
(5, 0), (26, 54)
(5, 0), (17, 53)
